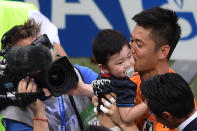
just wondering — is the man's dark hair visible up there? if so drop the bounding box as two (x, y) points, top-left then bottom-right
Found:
(132, 7), (181, 60)
(1, 19), (41, 49)
(92, 29), (129, 65)
(141, 73), (194, 118)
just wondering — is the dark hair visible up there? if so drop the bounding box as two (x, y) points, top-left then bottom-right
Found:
(92, 29), (129, 65)
(132, 7), (181, 60)
(1, 19), (41, 49)
(141, 73), (194, 118)
(84, 125), (111, 131)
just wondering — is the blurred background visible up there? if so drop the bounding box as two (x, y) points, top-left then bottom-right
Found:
(0, 0), (197, 130)
(11, 0), (195, 97)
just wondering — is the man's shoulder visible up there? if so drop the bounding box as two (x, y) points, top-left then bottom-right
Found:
(169, 68), (175, 73)
(129, 68), (175, 83)
(184, 116), (197, 131)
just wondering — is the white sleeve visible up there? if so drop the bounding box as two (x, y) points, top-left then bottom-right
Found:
(29, 10), (60, 44)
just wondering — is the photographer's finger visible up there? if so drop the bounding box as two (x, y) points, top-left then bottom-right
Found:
(42, 88), (51, 96)
(18, 78), (28, 93)
(26, 79), (34, 92)
(32, 83), (37, 93)
(18, 79), (23, 93)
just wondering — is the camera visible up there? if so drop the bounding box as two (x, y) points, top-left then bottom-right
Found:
(0, 33), (79, 110)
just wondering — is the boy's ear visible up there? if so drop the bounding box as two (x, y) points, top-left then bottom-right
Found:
(158, 45), (170, 60)
(98, 64), (109, 74)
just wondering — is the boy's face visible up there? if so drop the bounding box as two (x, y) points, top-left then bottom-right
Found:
(104, 44), (135, 78)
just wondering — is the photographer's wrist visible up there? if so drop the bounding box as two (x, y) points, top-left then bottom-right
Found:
(33, 111), (47, 119)
(32, 105), (46, 118)
(28, 99), (46, 117)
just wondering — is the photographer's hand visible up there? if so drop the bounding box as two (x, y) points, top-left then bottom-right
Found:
(42, 88), (51, 97)
(18, 77), (49, 131)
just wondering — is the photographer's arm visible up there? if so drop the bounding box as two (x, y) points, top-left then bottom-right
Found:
(53, 42), (67, 56)
(67, 80), (94, 97)
(67, 65), (98, 97)
(18, 77), (49, 131)
(42, 80), (94, 97)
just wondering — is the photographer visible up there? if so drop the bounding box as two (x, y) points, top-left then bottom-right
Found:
(0, 19), (97, 131)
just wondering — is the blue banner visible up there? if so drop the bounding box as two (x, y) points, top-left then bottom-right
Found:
(12, 0), (197, 60)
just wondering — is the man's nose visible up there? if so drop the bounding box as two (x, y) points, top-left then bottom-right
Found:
(131, 44), (135, 54)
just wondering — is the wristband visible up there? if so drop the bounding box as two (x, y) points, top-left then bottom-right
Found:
(33, 118), (48, 122)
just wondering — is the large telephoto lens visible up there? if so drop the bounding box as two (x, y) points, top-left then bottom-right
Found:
(48, 64), (66, 86)
(46, 56), (79, 96)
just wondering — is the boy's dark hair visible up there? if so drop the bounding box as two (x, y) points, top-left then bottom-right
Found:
(141, 73), (194, 118)
(84, 125), (111, 131)
(92, 29), (129, 65)
(132, 7), (181, 60)
(1, 19), (41, 49)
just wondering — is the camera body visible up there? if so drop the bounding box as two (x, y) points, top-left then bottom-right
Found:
(0, 34), (79, 98)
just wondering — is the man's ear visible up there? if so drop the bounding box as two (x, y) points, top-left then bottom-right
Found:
(158, 45), (170, 60)
(98, 64), (109, 74)
(161, 111), (172, 120)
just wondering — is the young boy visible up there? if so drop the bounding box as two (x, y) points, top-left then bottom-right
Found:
(92, 29), (147, 131)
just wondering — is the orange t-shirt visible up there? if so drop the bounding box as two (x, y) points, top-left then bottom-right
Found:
(130, 68), (197, 131)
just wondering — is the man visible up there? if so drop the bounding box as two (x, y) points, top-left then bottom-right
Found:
(129, 6), (181, 131)
(141, 73), (197, 131)
(0, 19), (97, 131)
(95, 7), (197, 131)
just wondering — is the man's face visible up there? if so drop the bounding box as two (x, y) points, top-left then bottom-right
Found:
(15, 35), (56, 60)
(105, 44), (135, 78)
(130, 25), (159, 73)
(15, 35), (38, 47)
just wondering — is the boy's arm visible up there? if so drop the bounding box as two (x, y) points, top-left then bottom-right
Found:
(119, 102), (147, 122)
